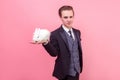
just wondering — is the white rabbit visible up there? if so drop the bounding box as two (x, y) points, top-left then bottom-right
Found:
(33, 28), (50, 42)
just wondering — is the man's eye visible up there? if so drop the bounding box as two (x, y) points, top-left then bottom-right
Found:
(63, 16), (73, 19)
(70, 16), (73, 18)
(64, 17), (68, 19)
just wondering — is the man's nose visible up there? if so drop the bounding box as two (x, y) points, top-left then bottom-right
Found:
(67, 18), (71, 21)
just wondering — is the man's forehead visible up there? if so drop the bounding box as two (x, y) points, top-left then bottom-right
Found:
(61, 10), (74, 16)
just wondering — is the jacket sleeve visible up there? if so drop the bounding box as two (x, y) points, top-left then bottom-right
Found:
(42, 32), (59, 57)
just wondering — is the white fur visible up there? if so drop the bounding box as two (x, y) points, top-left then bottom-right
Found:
(33, 28), (50, 42)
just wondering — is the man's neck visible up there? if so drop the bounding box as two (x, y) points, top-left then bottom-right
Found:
(62, 24), (72, 30)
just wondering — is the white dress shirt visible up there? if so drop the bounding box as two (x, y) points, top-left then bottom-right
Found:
(62, 25), (75, 40)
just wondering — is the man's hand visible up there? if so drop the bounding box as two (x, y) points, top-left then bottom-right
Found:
(37, 39), (49, 44)
(30, 39), (49, 45)
(29, 41), (38, 44)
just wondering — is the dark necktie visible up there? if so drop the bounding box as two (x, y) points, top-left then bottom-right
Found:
(68, 30), (73, 39)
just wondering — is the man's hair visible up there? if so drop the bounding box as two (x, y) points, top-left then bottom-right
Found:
(58, 5), (74, 17)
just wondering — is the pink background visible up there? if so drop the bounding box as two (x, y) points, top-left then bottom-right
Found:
(0, 0), (120, 80)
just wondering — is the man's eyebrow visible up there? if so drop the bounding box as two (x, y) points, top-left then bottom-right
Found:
(63, 16), (73, 18)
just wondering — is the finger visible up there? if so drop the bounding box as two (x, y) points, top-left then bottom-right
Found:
(29, 41), (37, 44)
(37, 41), (43, 44)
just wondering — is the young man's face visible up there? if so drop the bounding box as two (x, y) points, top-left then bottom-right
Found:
(60, 10), (74, 29)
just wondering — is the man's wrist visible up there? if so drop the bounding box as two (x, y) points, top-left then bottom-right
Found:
(43, 40), (49, 45)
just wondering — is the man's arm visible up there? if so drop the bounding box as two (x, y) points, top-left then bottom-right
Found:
(42, 33), (59, 57)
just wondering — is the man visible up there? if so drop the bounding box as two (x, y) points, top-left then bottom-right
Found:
(34, 5), (83, 80)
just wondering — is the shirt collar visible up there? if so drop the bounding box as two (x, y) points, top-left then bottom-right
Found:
(62, 25), (75, 40)
(62, 25), (73, 33)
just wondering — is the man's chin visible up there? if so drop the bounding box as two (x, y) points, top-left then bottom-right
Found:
(64, 24), (72, 28)
(67, 25), (72, 28)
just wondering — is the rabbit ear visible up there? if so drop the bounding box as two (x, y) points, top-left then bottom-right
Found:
(34, 28), (37, 34)
(33, 28), (39, 41)
(34, 28), (40, 34)
(38, 28), (41, 34)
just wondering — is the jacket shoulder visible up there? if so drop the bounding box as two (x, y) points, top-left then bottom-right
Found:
(73, 28), (81, 34)
(51, 27), (62, 35)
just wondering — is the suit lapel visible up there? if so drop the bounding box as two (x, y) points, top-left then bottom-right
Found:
(73, 29), (81, 48)
(60, 32), (68, 44)
(73, 29), (80, 41)
(59, 27), (80, 50)
(59, 27), (69, 49)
